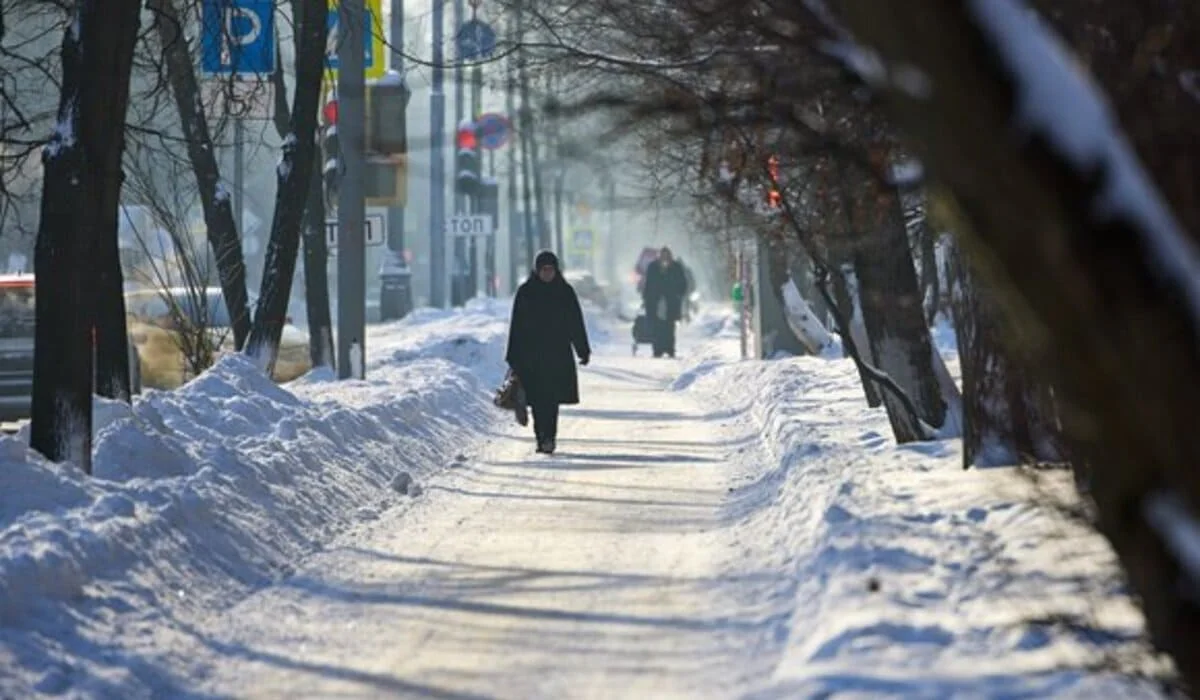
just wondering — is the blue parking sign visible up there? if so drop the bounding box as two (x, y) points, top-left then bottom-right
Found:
(200, 0), (276, 76)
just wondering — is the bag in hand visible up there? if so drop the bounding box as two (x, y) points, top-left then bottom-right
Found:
(493, 368), (529, 426)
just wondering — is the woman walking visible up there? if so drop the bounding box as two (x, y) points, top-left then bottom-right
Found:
(505, 250), (591, 454)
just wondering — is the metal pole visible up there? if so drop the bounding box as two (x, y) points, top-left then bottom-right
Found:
(469, 32), (482, 298)
(380, 0), (411, 320)
(234, 117), (245, 239)
(429, 0), (447, 308)
(337, 0), (367, 379)
(553, 171), (564, 257)
(487, 148), (496, 296)
(606, 175), (616, 286)
(505, 16), (519, 292)
(738, 246), (748, 360)
(450, 0), (466, 306)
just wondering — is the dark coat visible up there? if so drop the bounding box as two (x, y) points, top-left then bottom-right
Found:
(643, 260), (688, 322)
(505, 273), (591, 406)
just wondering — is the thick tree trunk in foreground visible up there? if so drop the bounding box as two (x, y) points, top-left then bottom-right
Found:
(152, 0), (251, 350)
(32, 0), (141, 471)
(244, 0), (328, 374)
(839, 0), (1200, 687)
(844, 159), (947, 442)
(948, 239), (1062, 468)
(92, 10), (140, 402)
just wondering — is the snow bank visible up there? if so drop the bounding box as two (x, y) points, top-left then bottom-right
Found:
(677, 347), (1170, 696)
(365, 295), (607, 383)
(0, 302), (512, 697)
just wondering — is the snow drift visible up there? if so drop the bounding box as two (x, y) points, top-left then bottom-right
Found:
(0, 301), (512, 697)
(674, 321), (1170, 696)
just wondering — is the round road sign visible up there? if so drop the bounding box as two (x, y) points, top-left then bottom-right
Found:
(477, 112), (512, 150)
(456, 19), (497, 61)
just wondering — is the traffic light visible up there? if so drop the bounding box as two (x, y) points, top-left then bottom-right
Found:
(321, 97), (340, 205)
(455, 120), (481, 198)
(365, 155), (408, 207)
(366, 71), (411, 156)
(766, 154), (781, 208)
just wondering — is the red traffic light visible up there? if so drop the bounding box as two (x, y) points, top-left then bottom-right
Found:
(323, 99), (339, 125)
(456, 123), (477, 150)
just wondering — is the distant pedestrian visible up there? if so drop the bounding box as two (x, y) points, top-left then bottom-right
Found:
(642, 246), (687, 358)
(505, 250), (591, 455)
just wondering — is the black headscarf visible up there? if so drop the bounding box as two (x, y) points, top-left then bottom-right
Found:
(531, 250), (562, 281)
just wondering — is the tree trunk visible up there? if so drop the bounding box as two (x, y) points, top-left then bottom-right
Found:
(781, 277), (833, 354)
(844, 158), (947, 442)
(244, 0), (328, 374)
(269, 2), (334, 371)
(151, 0), (251, 350)
(919, 219), (940, 324)
(949, 238), (1060, 468)
(838, 0), (1200, 686)
(91, 28), (137, 401)
(31, 0), (141, 471)
(516, 11), (549, 253)
(833, 263), (882, 407)
(302, 159), (335, 368)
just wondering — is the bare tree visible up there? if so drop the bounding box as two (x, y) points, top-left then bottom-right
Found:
(148, 0), (252, 351)
(269, 1), (334, 370)
(834, 0), (1200, 687)
(944, 233), (1063, 469)
(31, 0), (141, 471)
(243, 0), (328, 374)
(122, 156), (232, 388)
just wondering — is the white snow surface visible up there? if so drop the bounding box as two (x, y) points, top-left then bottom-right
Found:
(0, 301), (1171, 696)
(0, 301), (511, 697)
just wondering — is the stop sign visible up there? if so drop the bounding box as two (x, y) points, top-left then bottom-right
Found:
(322, 99), (339, 125)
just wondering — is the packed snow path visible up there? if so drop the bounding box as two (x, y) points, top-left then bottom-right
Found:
(191, 350), (772, 698)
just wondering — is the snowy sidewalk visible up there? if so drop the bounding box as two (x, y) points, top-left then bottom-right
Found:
(187, 350), (772, 698)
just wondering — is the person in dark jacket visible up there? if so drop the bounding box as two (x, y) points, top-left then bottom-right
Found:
(505, 250), (591, 454)
(641, 246), (688, 358)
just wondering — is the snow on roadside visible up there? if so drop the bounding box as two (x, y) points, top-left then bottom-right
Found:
(0, 302), (513, 697)
(676, 324), (1172, 696)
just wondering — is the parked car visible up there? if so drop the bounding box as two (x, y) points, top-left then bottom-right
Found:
(124, 287), (312, 390)
(0, 274), (143, 422)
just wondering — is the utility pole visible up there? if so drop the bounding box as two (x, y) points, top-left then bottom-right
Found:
(549, 71), (564, 257)
(469, 3), (483, 298)
(514, 0), (536, 266)
(450, 0), (467, 305)
(380, 0), (412, 320)
(517, 49), (548, 251)
(605, 174), (617, 286)
(487, 149), (496, 296)
(505, 11), (519, 293)
(337, 0), (366, 379)
(234, 117), (245, 242)
(429, 0), (447, 307)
